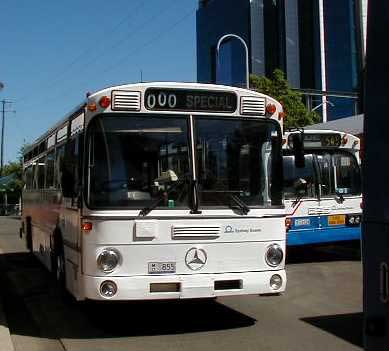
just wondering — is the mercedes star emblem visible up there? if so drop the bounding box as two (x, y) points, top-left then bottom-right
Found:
(185, 248), (207, 271)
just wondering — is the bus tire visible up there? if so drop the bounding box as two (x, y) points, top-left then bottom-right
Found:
(52, 233), (66, 291)
(25, 217), (33, 252)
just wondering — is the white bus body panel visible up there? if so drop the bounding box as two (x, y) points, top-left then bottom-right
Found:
(83, 270), (287, 300)
(285, 196), (362, 217)
(77, 212), (286, 300)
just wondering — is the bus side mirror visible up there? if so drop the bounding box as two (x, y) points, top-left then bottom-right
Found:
(292, 133), (305, 168)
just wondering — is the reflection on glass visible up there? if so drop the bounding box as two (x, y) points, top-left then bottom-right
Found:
(283, 151), (361, 200)
(195, 117), (282, 207)
(87, 115), (190, 208)
(283, 155), (316, 200)
(332, 152), (361, 195)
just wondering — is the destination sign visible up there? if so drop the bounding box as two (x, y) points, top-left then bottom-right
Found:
(289, 133), (342, 148)
(144, 88), (237, 113)
(319, 133), (341, 147)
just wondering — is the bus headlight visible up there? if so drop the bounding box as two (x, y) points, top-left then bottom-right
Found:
(265, 244), (284, 267)
(100, 280), (117, 298)
(270, 274), (283, 290)
(97, 248), (121, 273)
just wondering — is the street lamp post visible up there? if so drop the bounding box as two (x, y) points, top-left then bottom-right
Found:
(318, 0), (328, 122)
(0, 82), (4, 177)
(216, 34), (250, 89)
(0, 100), (14, 176)
(1, 100), (5, 176)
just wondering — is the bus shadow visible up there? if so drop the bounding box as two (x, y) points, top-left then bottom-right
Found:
(286, 241), (361, 264)
(81, 299), (256, 337)
(301, 312), (363, 348)
(0, 252), (256, 340)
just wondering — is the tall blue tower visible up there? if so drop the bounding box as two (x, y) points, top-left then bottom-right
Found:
(196, 0), (368, 121)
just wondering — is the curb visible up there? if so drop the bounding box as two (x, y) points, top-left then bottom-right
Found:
(0, 294), (14, 351)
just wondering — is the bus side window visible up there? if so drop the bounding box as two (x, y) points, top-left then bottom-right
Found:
(25, 165), (33, 190)
(37, 156), (46, 189)
(32, 162), (38, 189)
(61, 137), (81, 198)
(46, 151), (55, 189)
(55, 145), (65, 189)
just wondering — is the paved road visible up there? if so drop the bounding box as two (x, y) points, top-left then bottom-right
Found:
(0, 217), (363, 351)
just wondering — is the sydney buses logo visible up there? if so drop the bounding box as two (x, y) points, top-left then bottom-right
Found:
(224, 225), (261, 234)
(185, 248), (207, 271)
(225, 225), (234, 233)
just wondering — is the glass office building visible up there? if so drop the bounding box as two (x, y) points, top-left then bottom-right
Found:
(196, 0), (368, 121)
(196, 0), (251, 88)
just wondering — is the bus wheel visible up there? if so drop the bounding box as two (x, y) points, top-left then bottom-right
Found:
(52, 236), (66, 290)
(25, 217), (33, 252)
(55, 250), (65, 283)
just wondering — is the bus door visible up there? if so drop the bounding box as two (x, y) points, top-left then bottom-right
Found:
(58, 135), (84, 294)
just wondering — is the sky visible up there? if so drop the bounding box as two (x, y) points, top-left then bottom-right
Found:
(0, 0), (198, 162)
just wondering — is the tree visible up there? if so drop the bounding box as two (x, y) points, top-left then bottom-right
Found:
(250, 69), (320, 129)
(2, 161), (22, 178)
(1, 161), (23, 199)
(18, 143), (31, 164)
(0, 144), (28, 205)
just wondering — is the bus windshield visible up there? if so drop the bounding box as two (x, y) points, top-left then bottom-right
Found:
(320, 151), (361, 195)
(283, 154), (316, 200)
(86, 114), (282, 209)
(283, 151), (361, 200)
(195, 117), (282, 207)
(86, 114), (191, 209)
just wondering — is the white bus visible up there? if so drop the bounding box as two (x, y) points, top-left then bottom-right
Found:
(283, 129), (362, 246)
(21, 82), (287, 301)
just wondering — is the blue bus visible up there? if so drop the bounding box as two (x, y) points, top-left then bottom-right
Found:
(283, 129), (362, 246)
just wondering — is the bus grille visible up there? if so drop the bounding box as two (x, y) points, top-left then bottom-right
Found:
(308, 207), (331, 215)
(240, 97), (266, 115)
(172, 226), (220, 239)
(112, 90), (141, 111)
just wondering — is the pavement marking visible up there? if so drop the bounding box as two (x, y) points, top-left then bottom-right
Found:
(0, 325), (14, 351)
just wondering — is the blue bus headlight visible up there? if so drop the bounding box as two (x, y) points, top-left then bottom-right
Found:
(97, 248), (121, 273)
(265, 244), (283, 267)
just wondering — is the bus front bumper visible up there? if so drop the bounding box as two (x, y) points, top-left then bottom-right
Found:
(287, 226), (361, 246)
(82, 270), (286, 301)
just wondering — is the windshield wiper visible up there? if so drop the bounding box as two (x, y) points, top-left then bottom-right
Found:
(229, 194), (250, 215)
(138, 174), (190, 217)
(291, 194), (303, 208)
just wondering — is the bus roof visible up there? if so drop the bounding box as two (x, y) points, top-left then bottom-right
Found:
(23, 82), (283, 161)
(283, 129), (360, 151)
(87, 81), (277, 99)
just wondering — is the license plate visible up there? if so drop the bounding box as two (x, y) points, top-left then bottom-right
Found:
(148, 262), (176, 274)
(328, 215), (346, 225)
(295, 218), (311, 226)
